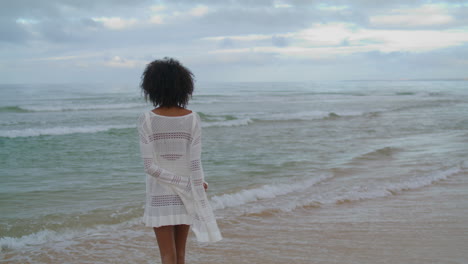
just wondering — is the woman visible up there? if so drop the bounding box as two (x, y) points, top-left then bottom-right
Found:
(137, 58), (222, 264)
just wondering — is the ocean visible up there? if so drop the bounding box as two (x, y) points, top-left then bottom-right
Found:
(1, 81), (467, 263)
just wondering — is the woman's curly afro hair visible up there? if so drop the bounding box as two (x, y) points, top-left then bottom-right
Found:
(140, 57), (194, 108)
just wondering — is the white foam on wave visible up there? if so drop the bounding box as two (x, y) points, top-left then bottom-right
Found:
(336, 166), (463, 203)
(210, 174), (333, 210)
(243, 165), (465, 215)
(202, 118), (253, 128)
(200, 110), (370, 128)
(0, 216), (143, 251)
(192, 98), (223, 104)
(0, 124), (134, 138)
(20, 103), (142, 112)
(1, 229), (78, 251)
(351, 146), (402, 162)
(265, 110), (365, 121)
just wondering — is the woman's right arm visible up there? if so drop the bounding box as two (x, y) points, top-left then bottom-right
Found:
(138, 114), (191, 192)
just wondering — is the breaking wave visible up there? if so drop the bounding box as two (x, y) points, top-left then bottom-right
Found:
(0, 125), (134, 138)
(239, 165), (464, 215)
(210, 174), (334, 210)
(0, 103), (142, 113)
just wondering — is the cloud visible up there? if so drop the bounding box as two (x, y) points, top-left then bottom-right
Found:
(218, 38), (235, 48)
(316, 3), (350, 11)
(1, 0), (468, 83)
(206, 22), (468, 60)
(0, 19), (31, 43)
(204, 34), (272, 42)
(369, 4), (455, 28)
(149, 15), (164, 24)
(92, 17), (138, 30)
(104, 56), (143, 68)
(271, 35), (289, 47)
(274, 2), (293, 9)
(188, 6), (211, 17)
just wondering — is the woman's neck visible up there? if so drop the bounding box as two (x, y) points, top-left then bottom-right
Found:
(152, 106), (192, 117)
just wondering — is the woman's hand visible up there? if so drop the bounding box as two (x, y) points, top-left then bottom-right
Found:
(203, 182), (208, 191)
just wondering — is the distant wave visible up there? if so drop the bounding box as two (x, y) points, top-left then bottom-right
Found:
(352, 146), (402, 161)
(202, 118), (253, 128)
(210, 174), (334, 210)
(198, 110), (379, 128)
(392, 99), (463, 112)
(192, 98), (223, 104)
(0, 103), (142, 113)
(395, 92), (416, 96)
(0, 125), (134, 138)
(0, 106), (32, 113)
(1, 109), (379, 136)
(265, 110), (366, 121)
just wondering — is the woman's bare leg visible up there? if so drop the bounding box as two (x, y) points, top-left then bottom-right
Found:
(153, 226), (176, 264)
(174, 224), (190, 264)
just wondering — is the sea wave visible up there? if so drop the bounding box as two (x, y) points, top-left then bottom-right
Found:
(210, 174), (333, 210)
(240, 165), (464, 215)
(395, 92), (416, 96)
(0, 217), (143, 252)
(352, 146), (402, 161)
(392, 99), (463, 112)
(202, 118), (253, 128)
(0, 108), (381, 136)
(199, 110), (378, 128)
(333, 165), (463, 204)
(265, 110), (366, 121)
(0, 103), (142, 113)
(0, 125), (134, 138)
(0, 106), (32, 113)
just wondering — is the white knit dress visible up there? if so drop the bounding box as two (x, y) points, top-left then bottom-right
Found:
(137, 110), (222, 242)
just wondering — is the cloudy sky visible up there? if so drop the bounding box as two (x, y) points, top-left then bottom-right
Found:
(1, 0), (468, 83)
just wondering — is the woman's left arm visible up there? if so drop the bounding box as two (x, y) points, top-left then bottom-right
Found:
(190, 114), (209, 191)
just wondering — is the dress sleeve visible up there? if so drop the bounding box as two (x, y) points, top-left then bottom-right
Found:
(138, 113), (191, 192)
(190, 113), (207, 187)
